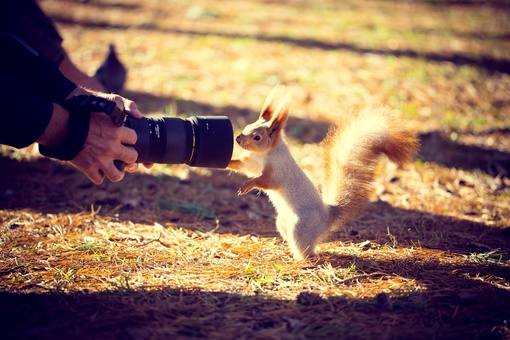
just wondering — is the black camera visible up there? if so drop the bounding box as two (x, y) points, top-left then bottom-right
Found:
(124, 115), (233, 168)
(59, 95), (234, 169)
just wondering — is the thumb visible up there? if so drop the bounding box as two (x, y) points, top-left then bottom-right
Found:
(123, 98), (142, 119)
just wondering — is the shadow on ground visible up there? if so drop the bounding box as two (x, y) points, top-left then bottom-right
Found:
(49, 12), (510, 75)
(1, 257), (509, 339)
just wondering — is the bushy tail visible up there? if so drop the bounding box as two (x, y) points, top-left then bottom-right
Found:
(320, 107), (418, 226)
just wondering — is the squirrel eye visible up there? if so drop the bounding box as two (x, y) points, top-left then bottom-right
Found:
(253, 135), (261, 141)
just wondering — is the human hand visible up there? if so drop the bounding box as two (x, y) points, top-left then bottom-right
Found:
(67, 89), (153, 184)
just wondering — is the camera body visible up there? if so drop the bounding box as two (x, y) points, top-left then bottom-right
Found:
(124, 115), (234, 168)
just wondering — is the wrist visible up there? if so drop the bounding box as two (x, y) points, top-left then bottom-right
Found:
(66, 86), (95, 99)
(36, 104), (69, 148)
(39, 103), (91, 161)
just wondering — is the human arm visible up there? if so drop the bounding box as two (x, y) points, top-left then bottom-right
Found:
(0, 32), (150, 184)
(59, 53), (107, 92)
(0, 72), (141, 184)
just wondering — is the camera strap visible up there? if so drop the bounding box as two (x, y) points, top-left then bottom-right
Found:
(39, 95), (127, 161)
(38, 104), (90, 161)
(62, 95), (127, 127)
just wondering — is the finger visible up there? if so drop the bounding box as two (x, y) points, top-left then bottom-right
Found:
(102, 163), (125, 183)
(123, 99), (142, 118)
(117, 145), (138, 164)
(97, 93), (142, 120)
(105, 94), (125, 111)
(143, 163), (154, 169)
(125, 163), (138, 172)
(119, 126), (138, 145)
(86, 169), (105, 185)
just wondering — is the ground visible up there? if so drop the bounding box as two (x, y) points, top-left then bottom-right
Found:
(1, 0), (510, 339)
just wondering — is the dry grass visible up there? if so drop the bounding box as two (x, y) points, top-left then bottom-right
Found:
(1, 0), (510, 339)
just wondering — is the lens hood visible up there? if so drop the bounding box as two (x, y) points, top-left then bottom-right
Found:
(187, 116), (233, 168)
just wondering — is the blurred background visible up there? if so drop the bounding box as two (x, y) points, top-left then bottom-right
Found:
(40, 0), (509, 133)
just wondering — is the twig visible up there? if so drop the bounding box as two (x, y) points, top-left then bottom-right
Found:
(136, 232), (162, 247)
(337, 272), (387, 285)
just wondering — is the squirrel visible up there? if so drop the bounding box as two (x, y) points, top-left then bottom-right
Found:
(228, 85), (419, 260)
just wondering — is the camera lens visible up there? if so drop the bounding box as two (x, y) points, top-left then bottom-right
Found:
(124, 116), (233, 168)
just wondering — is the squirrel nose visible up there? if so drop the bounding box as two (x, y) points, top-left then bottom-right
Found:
(236, 135), (241, 145)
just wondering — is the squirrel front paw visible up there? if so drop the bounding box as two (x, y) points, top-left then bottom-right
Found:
(238, 181), (256, 195)
(227, 159), (242, 171)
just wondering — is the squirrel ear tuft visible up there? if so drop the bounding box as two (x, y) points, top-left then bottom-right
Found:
(260, 84), (291, 121)
(268, 91), (291, 139)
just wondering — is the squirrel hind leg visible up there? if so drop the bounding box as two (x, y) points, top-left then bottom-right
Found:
(275, 212), (322, 260)
(276, 216), (290, 242)
(275, 217), (316, 260)
(289, 243), (316, 261)
(286, 218), (327, 260)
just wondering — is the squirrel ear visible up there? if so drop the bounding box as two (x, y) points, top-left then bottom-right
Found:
(269, 121), (281, 138)
(260, 84), (291, 122)
(268, 91), (291, 138)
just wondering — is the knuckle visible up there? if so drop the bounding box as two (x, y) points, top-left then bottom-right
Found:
(109, 127), (124, 140)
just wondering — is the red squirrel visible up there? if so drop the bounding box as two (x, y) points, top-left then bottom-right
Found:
(228, 85), (419, 260)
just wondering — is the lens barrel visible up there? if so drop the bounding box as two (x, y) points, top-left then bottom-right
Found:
(124, 116), (233, 168)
